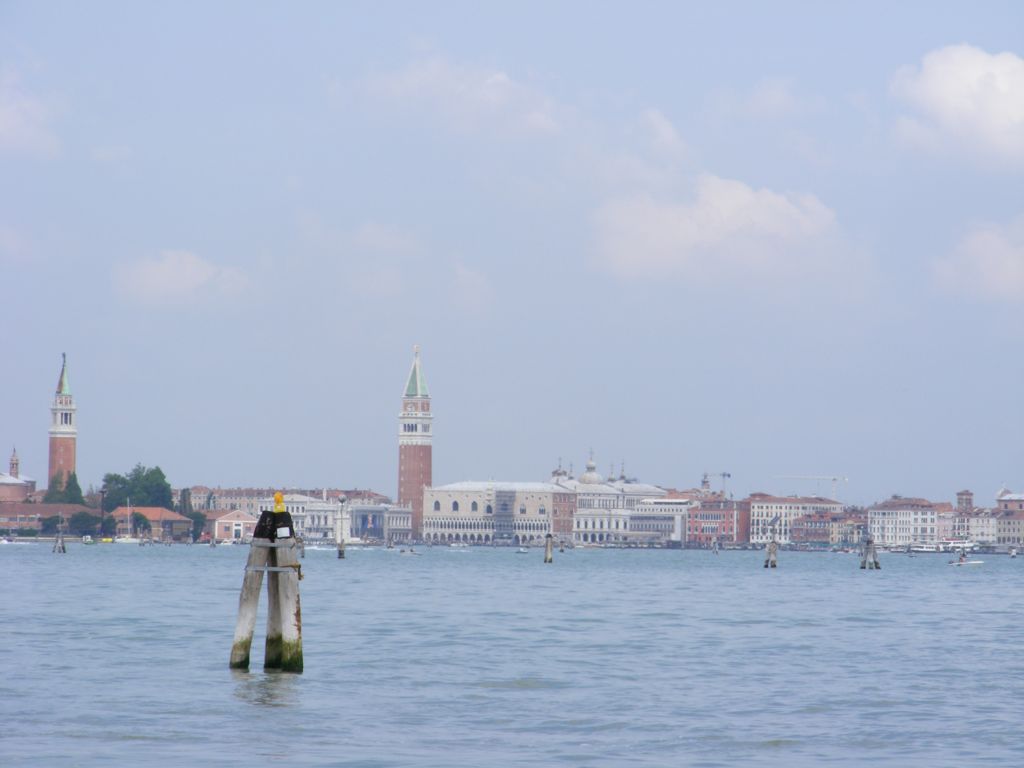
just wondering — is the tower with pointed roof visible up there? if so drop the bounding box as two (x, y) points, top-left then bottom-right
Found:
(47, 353), (77, 490)
(9, 447), (19, 479)
(398, 345), (432, 540)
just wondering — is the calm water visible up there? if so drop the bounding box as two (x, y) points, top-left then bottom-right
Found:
(2, 543), (1023, 767)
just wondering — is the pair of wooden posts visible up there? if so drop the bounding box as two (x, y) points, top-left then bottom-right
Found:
(763, 538), (778, 568)
(230, 493), (303, 673)
(860, 534), (881, 570)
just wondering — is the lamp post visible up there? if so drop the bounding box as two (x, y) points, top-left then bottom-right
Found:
(99, 488), (107, 538)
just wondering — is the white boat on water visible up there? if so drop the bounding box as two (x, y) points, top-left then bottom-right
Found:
(114, 536), (141, 544)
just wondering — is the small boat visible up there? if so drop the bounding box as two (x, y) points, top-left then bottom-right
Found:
(515, 547), (529, 554)
(1011, 547), (1017, 559)
(81, 535), (95, 545)
(949, 559), (984, 566)
(114, 537), (141, 544)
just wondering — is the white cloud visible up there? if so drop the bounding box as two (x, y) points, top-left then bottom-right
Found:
(366, 56), (563, 136)
(892, 44), (1024, 164)
(0, 70), (59, 156)
(595, 174), (840, 281)
(639, 108), (686, 158)
(746, 78), (799, 118)
(113, 250), (249, 306)
(935, 218), (1024, 302)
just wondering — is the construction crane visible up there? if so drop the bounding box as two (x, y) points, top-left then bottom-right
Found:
(775, 475), (849, 501)
(701, 471), (732, 496)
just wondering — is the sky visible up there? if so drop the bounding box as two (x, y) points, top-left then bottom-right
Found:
(1, 2), (1022, 506)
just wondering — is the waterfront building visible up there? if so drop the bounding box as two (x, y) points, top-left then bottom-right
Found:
(398, 346), (432, 540)
(867, 496), (940, 548)
(48, 354), (77, 489)
(208, 509), (259, 543)
(0, 502), (90, 531)
(554, 459), (666, 545)
(748, 493), (843, 545)
(789, 512), (837, 548)
(175, 486), (361, 515)
(423, 481), (565, 545)
(0, 448), (36, 503)
(347, 498), (410, 543)
(996, 512), (1024, 546)
(112, 506), (193, 541)
(997, 489), (1024, 513)
(630, 497), (694, 546)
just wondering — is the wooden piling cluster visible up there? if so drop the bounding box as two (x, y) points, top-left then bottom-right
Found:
(860, 534), (881, 570)
(229, 492), (303, 673)
(763, 539), (778, 568)
(544, 533), (554, 563)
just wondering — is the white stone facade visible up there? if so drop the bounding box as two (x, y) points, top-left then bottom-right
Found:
(749, 495), (843, 545)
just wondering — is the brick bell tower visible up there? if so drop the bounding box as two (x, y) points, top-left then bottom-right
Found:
(398, 345), (432, 541)
(48, 353), (77, 489)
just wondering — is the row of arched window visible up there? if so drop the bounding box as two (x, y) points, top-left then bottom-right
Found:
(431, 500), (548, 516)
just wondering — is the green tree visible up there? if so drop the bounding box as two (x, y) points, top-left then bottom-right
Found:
(40, 515), (62, 535)
(63, 472), (85, 506)
(183, 510), (206, 540)
(101, 472), (129, 512)
(131, 511), (152, 535)
(67, 511), (100, 536)
(100, 516), (118, 536)
(101, 464), (173, 511)
(43, 471), (65, 503)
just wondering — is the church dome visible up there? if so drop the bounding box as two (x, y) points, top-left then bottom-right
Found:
(578, 459), (603, 484)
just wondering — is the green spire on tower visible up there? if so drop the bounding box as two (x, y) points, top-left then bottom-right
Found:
(404, 345), (429, 397)
(56, 353), (72, 395)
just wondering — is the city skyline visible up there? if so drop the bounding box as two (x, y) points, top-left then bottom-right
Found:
(0, 349), (1017, 510)
(2, 3), (1021, 505)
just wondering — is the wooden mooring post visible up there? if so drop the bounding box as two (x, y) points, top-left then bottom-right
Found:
(337, 536), (345, 559)
(860, 532), (881, 570)
(544, 533), (554, 563)
(230, 492), (303, 673)
(764, 538), (778, 568)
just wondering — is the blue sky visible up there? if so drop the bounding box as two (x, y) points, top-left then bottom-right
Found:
(2, 2), (1021, 505)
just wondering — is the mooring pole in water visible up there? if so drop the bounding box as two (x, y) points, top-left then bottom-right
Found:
(860, 532), (881, 570)
(544, 533), (554, 563)
(229, 491), (303, 673)
(52, 532), (66, 554)
(337, 536), (345, 559)
(764, 538), (778, 568)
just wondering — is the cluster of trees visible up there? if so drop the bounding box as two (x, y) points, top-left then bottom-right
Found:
(43, 471), (85, 505)
(37, 464), (206, 540)
(101, 465), (173, 512)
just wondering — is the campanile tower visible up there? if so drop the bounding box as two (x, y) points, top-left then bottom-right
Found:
(48, 353), (77, 488)
(398, 345), (432, 540)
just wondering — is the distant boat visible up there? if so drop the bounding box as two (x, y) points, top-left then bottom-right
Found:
(115, 537), (141, 544)
(516, 547), (529, 554)
(950, 560), (983, 566)
(1011, 547), (1017, 559)
(81, 535), (95, 545)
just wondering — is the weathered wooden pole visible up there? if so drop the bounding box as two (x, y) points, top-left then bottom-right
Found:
(860, 532), (881, 570)
(544, 533), (554, 563)
(337, 537), (345, 559)
(764, 538), (778, 568)
(229, 541), (268, 669)
(229, 492), (303, 673)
